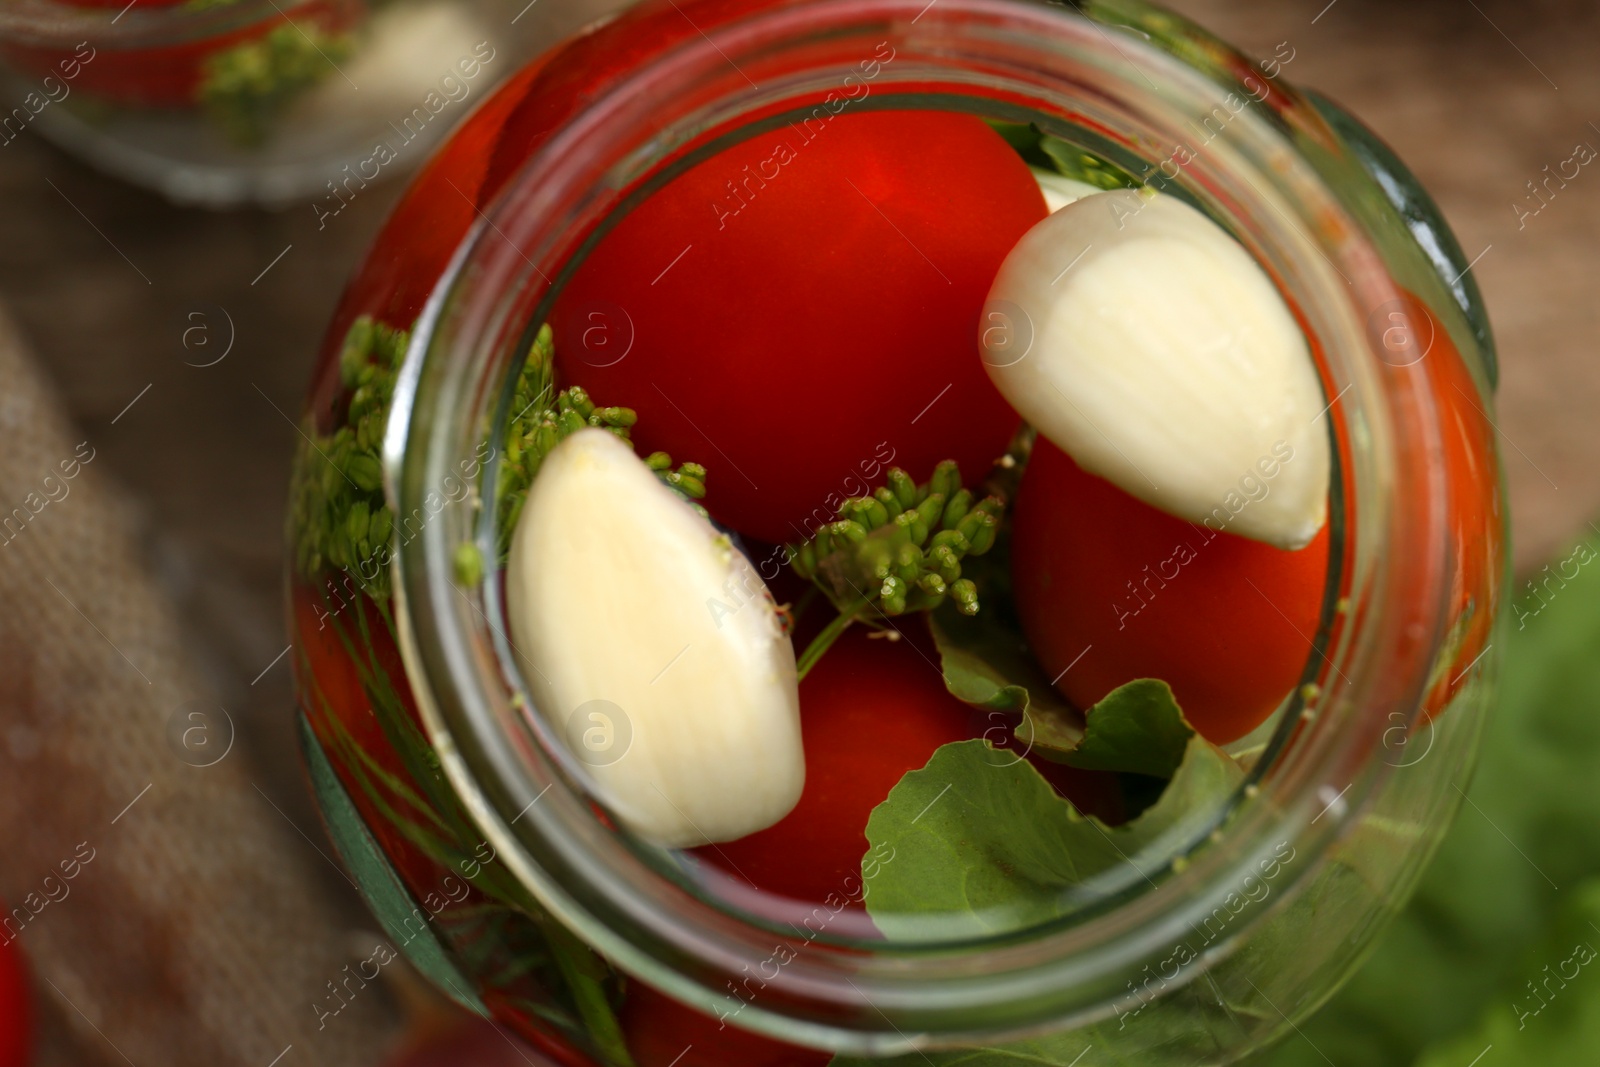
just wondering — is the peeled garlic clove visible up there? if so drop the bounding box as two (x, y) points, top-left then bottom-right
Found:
(1029, 167), (1104, 213)
(506, 428), (804, 847)
(983, 188), (1330, 550)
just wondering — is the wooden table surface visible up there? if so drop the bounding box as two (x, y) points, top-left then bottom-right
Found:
(0, 0), (1593, 855)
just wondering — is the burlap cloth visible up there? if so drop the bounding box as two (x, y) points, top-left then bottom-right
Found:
(0, 303), (400, 1065)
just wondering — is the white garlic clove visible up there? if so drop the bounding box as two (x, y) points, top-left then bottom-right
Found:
(505, 428), (804, 847)
(983, 188), (1331, 550)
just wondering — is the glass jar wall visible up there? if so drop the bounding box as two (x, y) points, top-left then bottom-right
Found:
(285, 0), (1506, 1063)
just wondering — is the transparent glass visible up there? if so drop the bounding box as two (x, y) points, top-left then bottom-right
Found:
(285, 0), (1507, 1063)
(0, 0), (624, 204)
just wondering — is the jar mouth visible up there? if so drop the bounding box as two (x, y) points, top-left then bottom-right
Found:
(0, 0), (324, 49)
(385, 0), (1454, 1049)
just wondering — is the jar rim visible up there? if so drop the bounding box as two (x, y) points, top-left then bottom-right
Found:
(384, 0), (1456, 1050)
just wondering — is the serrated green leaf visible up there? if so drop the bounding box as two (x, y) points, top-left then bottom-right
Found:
(927, 554), (1193, 778)
(1037, 134), (1144, 191)
(1068, 679), (1193, 780)
(833, 734), (1242, 1067)
(927, 587), (1085, 755)
(862, 736), (1241, 942)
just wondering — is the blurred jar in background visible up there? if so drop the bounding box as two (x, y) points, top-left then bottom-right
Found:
(0, 0), (632, 205)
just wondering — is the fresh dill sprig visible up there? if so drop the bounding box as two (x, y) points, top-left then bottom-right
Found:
(289, 315), (406, 599)
(492, 325), (707, 561)
(790, 459), (1002, 619)
(786, 459), (1005, 679)
(290, 317), (708, 601)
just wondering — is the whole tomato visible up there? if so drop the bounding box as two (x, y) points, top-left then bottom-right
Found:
(551, 108), (1045, 545)
(698, 616), (1122, 901)
(1010, 440), (1331, 745)
(698, 622), (982, 903)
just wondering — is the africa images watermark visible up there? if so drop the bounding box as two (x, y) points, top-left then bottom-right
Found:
(1, 841), (98, 946)
(1512, 130), (1597, 230)
(1515, 535), (1598, 630)
(1, 442), (97, 549)
(1512, 937), (1595, 1030)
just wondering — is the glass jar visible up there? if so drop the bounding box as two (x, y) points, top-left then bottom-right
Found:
(0, 0), (623, 205)
(285, 0), (1507, 1064)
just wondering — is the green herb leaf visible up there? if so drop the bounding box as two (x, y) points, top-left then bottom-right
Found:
(1036, 134), (1144, 191)
(832, 724), (1245, 1067)
(1069, 680), (1193, 780)
(924, 545), (1086, 758)
(862, 736), (1241, 943)
(925, 574), (1084, 754)
(927, 552), (1192, 779)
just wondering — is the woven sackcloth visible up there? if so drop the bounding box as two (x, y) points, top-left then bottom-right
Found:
(0, 304), (400, 1065)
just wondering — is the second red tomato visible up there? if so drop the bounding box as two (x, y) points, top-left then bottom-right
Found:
(1010, 440), (1330, 745)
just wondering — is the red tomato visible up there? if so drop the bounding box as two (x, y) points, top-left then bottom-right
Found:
(0, 927), (32, 1067)
(1010, 440), (1330, 745)
(699, 623), (980, 903)
(697, 617), (1123, 900)
(621, 984), (830, 1067)
(551, 109), (1044, 545)
(318, 58), (551, 375)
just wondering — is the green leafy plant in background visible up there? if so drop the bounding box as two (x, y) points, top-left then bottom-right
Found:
(1246, 532), (1600, 1067)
